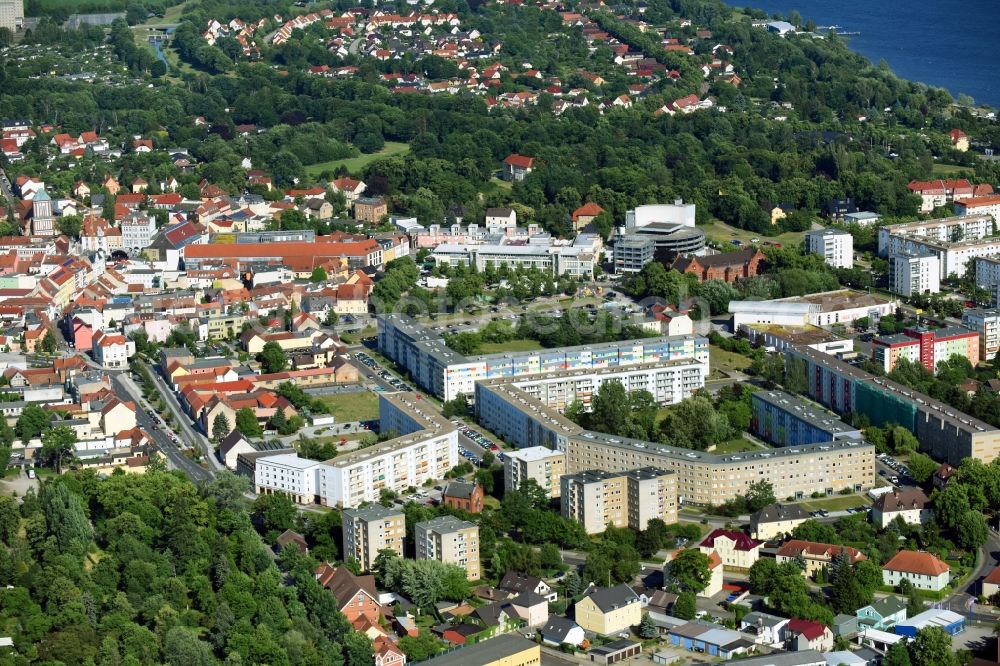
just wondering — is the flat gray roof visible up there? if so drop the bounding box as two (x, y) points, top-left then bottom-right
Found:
(753, 390), (859, 436)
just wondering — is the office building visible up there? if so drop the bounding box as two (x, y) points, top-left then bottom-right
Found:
(255, 392), (458, 507)
(962, 308), (1000, 360)
(504, 446), (566, 498)
(890, 251), (940, 296)
(430, 234), (599, 278)
(805, 228), (853, 268)
(751, 390), (862, 447)
(871, 326), (979, 373)
(377, 313), (708, 402)
(560, 468), (677, 534)
(415, 515), (480, 580)
(787, 345), (1000, 465)
(342, 504), (406, 572)
(612, 234), (655, 273)
(0, 0), (23, 31)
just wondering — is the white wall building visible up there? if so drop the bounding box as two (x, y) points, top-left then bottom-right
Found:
(878, 234), (1000, 280)
(625, 200), (696, 229)
(955, 196), (1000, 221)
(729, 290), (896, 330)
(962, 309), (1000, 360)
(877, 214), (994, 255)
(890, 251), (940, 296)
(255, 454), (321, 504)
(805, 228), (853, 268)
(120, 213), (157, 254)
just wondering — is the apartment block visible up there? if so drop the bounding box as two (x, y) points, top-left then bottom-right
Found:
(877, 214), (994, 254)
(805, 228), (853, 268)
(879, 232), (1000, 279)
(342, 504), (405, 572)
(378, 313), (708, 402)
(962, 309), (1000, 360)
(788, 345), (1000, 465)
(503, 446), (566, 498)
(255, 392), (458, 508)
(890, 251), (940, 296)
(751, 390), (861, 446)
(975, 256), (1000, 293)
(0, 0), (23, 31)
(415, 515), (480, 580)
(255, 453), (321, 504)
(871, 326), (979, 373)
(560, 468), (678, 534)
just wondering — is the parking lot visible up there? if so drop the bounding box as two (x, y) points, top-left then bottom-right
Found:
(355, 351), (415, 392)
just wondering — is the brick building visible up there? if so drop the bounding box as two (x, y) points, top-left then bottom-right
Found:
(671, 248), (765, 283)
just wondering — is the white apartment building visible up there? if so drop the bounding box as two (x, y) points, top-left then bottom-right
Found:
(975, 256), (1000, 292)
(431, 241), (596, 278)
(255, 392), (459, 508)
(806, 228), (853, 268)
(0, 0), (24, 31)
(877, 214), (994, 255)
(415, 515), (480, 580)
(92, 331), (135, 369)
(560, 468), (678, 534)
(962, 309), (1000, 360)
(879, 234), (1000, 279)
(890, 251), (940, 296)
(255, 453), (321, 504)
(342, 504), (406, 572)
(504, 446), (566, 498)
(120, 213), (158, 253)
(955, 196), (1000, 222)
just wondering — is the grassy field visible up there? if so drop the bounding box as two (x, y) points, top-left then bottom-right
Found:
(304, 142), (409, 177)
(931, 162), (975, 178)
(709, 344), (753, 371)
(478, 338), (544, 353)
(798, 495), (870, 512)
(699, 219), (808, 247)
(711, 437), (762, 454)
(316, 391), (381, 422)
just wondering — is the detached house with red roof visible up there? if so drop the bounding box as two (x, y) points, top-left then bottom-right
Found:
(949, 128), (969, 152)
(698, 529), (761, 570)
(571, 202), (604, 232)
(314, 564), (387, 639)
(786, 618), (833, 652)
(882, 550), (950, 591)
(92, 330), (135, 369)
(502, 153), (534, 182)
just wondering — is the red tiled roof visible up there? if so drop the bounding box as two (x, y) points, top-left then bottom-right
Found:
(572, 202), (604, 221)
(700, 528), (759, 552)
(776, 540), (866, 563)
(503, 153), (534, 169)
(882, 550), (949, 576)
(787, 618), (826, 641)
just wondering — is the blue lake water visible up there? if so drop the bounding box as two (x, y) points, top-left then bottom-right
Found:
(725, 0), (1000, 109)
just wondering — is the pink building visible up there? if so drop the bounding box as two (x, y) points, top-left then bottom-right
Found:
(72, 317), (94, 351)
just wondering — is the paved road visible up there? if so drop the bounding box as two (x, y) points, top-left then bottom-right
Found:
(939, 528), (1000, 623)
(0, 168), (14, 210)
(111, 371), (212, 482)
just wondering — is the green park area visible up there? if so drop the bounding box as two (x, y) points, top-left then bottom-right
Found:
(316, 391), (381, 423)
(305, 142), (410, 177)
(699, 218), (809, 247)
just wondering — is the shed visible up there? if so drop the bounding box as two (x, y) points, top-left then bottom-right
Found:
(895, 608), (965, 637)
(588, 639), (641, 664)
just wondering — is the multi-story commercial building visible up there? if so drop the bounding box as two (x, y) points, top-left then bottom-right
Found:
(751, 390), (862, 447)
(503, 446), (566, 498)
(612, 234), (656, 273)
(962, 309), (1000, 360)
(0, 0), (23, 32)
(805, 228), (853, 268)
(378, 314), (708, 402)
(560, 468), (677, 534)
(787, 345), (1000, 465)
(430, 237), (597, 278)
(342, 504), (405, 572)
(889, 251), (940, 296)
(415, 515), (480, 580)
(871, 326), (979, 373)
(255, 392), (458, 507)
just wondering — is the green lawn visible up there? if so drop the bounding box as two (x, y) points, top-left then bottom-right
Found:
(798, 495), (870, 512)
(478, 338), (543, 353)
(304, 142), (410, 177)
(709, 344), (753, 371)
(710, 437), (762, 454)
(699, 218), (808, 247)
(316, 391), (381, 422)
(931, 162), (975, 178)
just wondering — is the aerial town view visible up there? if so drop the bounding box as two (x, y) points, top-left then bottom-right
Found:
(1, 0), (1000, 663)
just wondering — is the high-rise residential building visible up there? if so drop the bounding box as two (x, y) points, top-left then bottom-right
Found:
(342, 504), (405, 572)
(503, 446), (566, 498)
(962, 309), (1000, 361)
(415, 516), (480, 580)
(805, 228), (853, 268)
(0, 0), (24, 31)
(560, 468), (677, 534)
(890, 251), (940, 296)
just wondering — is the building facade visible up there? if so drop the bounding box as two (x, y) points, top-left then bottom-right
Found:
(751, 390), (861, 447)
(890, 251), (940, 296)
(560, 468), (678, 534)
(503, 446), (566, 498)
(871, 326), (979, 373)
(961, 309), (1000, 360)
(415, 515), (480, 580)
(0, 0), (24, 30)
(805, 228), (853, 268)
(342, 504), (406, 572)
(612, 234), (655, 273)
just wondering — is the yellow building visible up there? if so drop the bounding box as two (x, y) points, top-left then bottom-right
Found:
(574, 584), (641, 636)
(420, 635), (540, 666)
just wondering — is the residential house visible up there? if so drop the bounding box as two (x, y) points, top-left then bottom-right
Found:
(574, 584), (641, 635)
(373, 636), (406, 666)
(502, 154), (534, 182)
(470, 601), (519, 638)
(786, 618), (833, 652)
(540, 616), (586, 647)
(982, 566), (1000, 600)
(332, 177), (366, 206)
(498, 571), (556, 603)
(354, 196), (388, 223)
(775, 540), (867, 578)
(484, 207), (516, 229)
(508, 592), (548, 628)
(698, 529), (761, 570)
(275, 529), (308, 554)
(950, 129), (970, 152)
(739, 611), (789, 647)
(442, 481), (484, 513)
(701, 551), (724, 598)
(572, 202), (604, 232)
(856, 596), (907, 631)
(872, 489), (931, 529)
(92, 331), (135, 369)
(882, 550), (951, 592)
(218, 430), (252, 468)
(933, 463), (955, 491)
(750, 503), (810, 540)
(314, 564), (386, 637)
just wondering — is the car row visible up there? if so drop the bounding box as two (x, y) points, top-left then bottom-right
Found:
(357, 352), (414, 392)
(454, 423), (500, 451)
